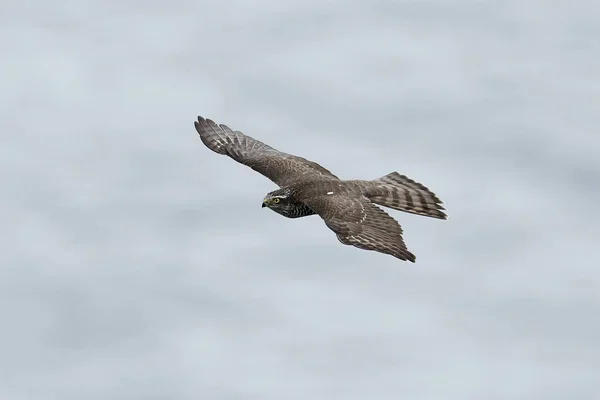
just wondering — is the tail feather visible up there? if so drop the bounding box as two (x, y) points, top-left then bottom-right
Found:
(366, 172), (447, 219)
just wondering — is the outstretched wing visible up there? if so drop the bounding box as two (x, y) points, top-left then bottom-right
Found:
(305, 194), (416, 262)
(194, 116), (339, 187)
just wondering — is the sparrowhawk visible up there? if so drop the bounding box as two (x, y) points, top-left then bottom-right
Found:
(194, 116), (446, 262)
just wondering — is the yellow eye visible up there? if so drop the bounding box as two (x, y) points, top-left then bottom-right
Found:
(273, 198), (280, 203)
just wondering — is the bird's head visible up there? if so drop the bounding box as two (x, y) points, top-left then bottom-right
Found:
(262, 189), (293, 216)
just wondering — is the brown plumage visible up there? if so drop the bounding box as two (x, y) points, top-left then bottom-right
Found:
(194, 116), (447, 262)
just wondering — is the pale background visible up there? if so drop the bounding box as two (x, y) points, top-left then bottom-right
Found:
(1, 1), (599, 399)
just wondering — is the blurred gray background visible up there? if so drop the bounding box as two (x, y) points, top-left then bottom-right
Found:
(1, 1), (599, 399)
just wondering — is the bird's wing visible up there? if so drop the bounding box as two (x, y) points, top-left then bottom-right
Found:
(194, 116), (339, 188)
(304, 194), (416, 262)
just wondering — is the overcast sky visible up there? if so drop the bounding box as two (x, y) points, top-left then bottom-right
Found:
(1, 1), (599, 399)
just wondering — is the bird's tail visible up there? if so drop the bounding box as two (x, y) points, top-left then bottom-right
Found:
(365, 172), (447, 219)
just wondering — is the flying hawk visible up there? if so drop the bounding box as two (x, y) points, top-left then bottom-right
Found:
(194, 116), (446, 262)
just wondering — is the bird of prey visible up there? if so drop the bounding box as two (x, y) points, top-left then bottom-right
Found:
(194, 116), (447, 262)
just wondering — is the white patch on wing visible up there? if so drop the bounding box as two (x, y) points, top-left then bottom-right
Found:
(358, 201), (367, 223)
(327, 191), (334, 195)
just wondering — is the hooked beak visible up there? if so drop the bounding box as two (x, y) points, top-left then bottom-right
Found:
(262, 200), (268, 208)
